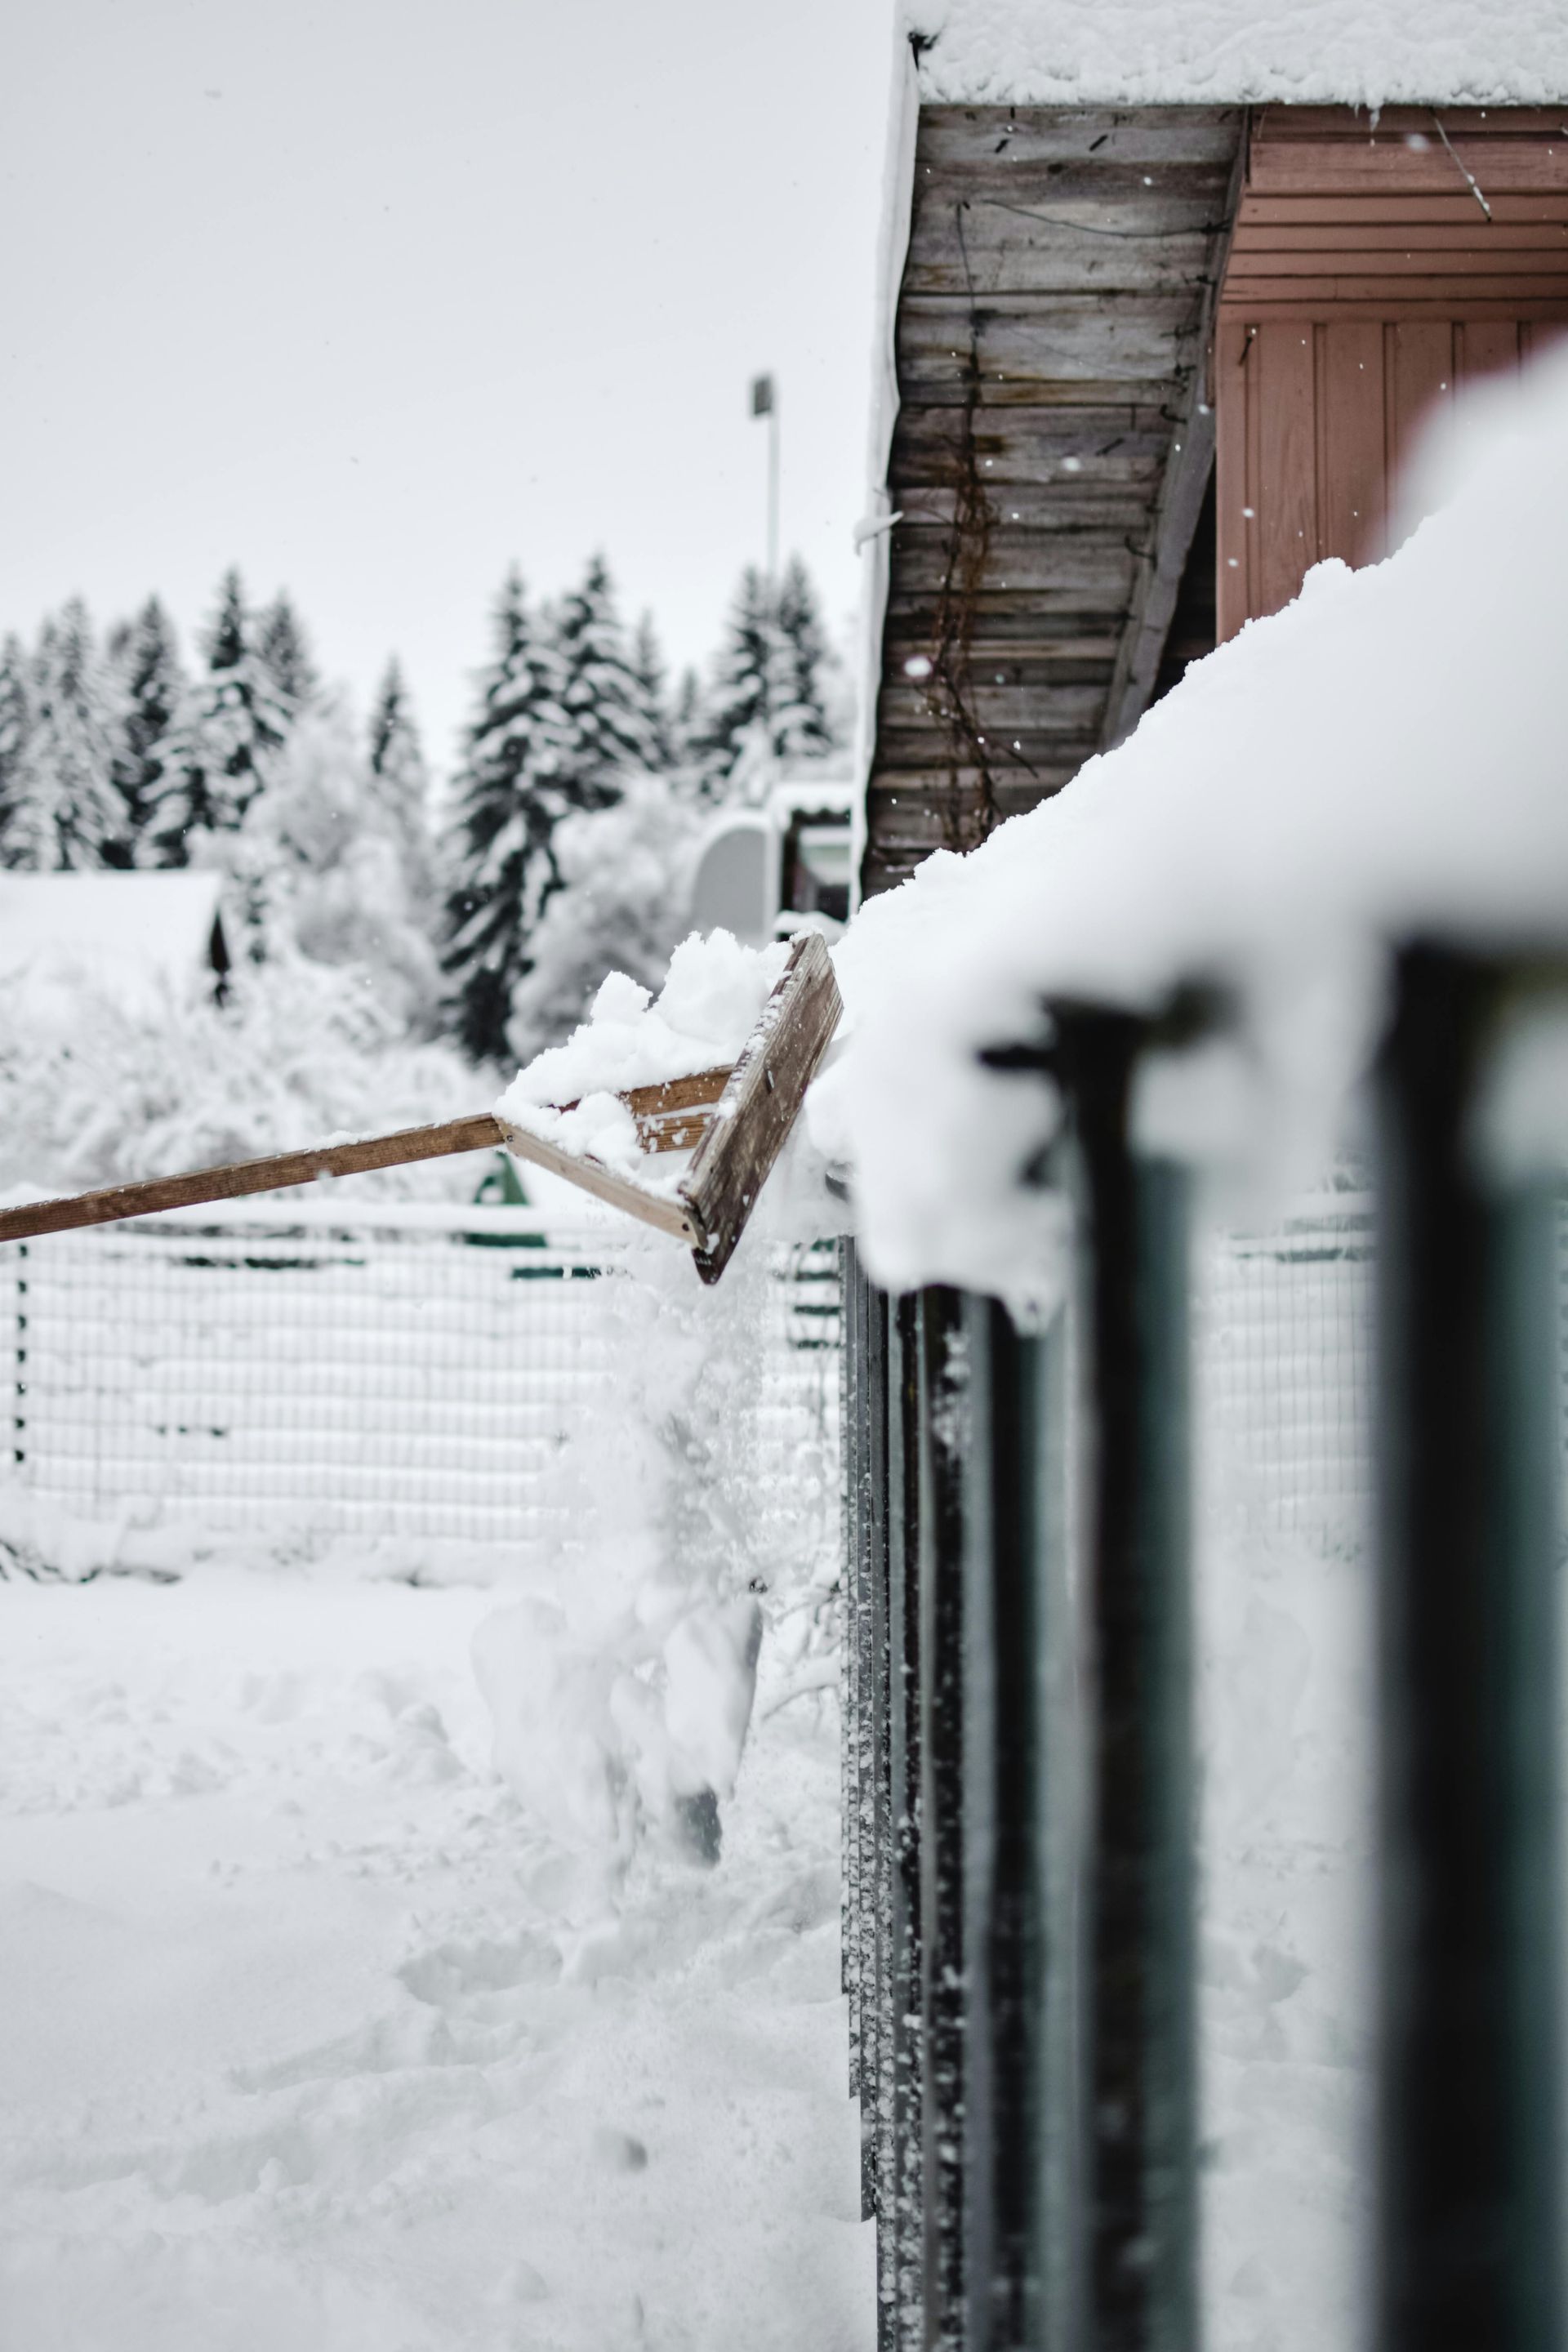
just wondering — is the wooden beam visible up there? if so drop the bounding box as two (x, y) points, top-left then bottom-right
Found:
(560, 1064), (733, 1154)
(497, 1120), (701, 1243)
(680, 932), (843, 1285)
(1099, 120), (1247, 751)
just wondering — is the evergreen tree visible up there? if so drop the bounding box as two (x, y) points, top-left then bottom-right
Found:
(152, 569), (291, 862)
(368, 657), (433, 905)
(0, 634), (32, 866)
(671, 665), (702, 760)
(441, 570), (575, 1062)
(769, 555), (835, 762)
(106, 596), (187, 867)
(554, 553), (659, 791)
(630, 611), (675, 770)
(6, 600), (121, 869)
(692, 565), (777, 795)
(693, 558), (839, 798)
(257, 590), (318, 715)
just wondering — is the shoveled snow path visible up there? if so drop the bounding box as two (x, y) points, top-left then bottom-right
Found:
(0, 1572), (871, 2352)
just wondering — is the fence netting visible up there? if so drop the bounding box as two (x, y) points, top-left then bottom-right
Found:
(2, 1206), (840, 1567)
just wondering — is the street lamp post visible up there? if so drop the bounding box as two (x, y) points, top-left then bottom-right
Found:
(751, 372), (779, 587)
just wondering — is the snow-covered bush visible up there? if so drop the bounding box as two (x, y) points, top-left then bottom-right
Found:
(0, 950), (476, 1200)
(214, 696), (441, 1030)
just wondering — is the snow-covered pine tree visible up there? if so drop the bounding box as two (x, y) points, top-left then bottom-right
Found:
(4, 600), (122, 870)
(630, 611), (675, 771)
(671, 666), (702, 762)
(768, 555), (835, 763)
(106, 596), (188, 868)
(151, 569), (292, 863)
(441, 570), (575, 1062)
(256, 590), (318, 717)
(368, 657), (434, 909)
(692, 559), (840, 800)
(692, 565), (774, 797)
(555, 554), (660, 792)
(0, 634), (32, 866)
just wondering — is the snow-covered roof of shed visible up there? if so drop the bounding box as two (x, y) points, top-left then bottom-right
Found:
(903, 0), (1568, 109)
(0, 871), (227, 1022)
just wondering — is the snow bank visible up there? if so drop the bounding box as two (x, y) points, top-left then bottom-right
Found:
(816, 340), (1568, 1295)
(0, 1571), (866, 2351)
(904, 0), (1568, 107)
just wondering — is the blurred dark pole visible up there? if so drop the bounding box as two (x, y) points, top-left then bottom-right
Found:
(917, 1287), (969, 2349)
(1053, 1003), (1196, 2352)
(1374, 942), (1562, 2352)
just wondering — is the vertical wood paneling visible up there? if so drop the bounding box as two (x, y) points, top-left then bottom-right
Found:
(1214, 322), (1253, 641)
(1321, 321), (1388, 564)
(1457, 321), (1522, 382)
(1257, 323), (1319, 617)
(1388, 322), (1454, 481)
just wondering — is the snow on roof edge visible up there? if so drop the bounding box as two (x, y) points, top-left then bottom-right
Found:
(902, 0), (1568, 111)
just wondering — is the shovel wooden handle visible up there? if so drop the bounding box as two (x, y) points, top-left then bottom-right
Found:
(0, 1068), (738, 1246)
(0, 936), (841, 1282)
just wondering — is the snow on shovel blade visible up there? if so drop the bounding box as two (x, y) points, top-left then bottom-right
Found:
(0, 933), (842, 1285)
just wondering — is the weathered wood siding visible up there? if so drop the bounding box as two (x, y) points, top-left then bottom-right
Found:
(1217, 108), (1568, 635)
(863, 105), (1244, 898)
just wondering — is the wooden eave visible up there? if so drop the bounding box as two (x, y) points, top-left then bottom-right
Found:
(863, 103), (1245, 898)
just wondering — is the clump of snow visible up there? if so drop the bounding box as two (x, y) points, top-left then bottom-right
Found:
(817, 339), (1568, 1295)
(501, 933), (789, 1110)
(471, 1588), (763, 1870)
(495, 931), (790, 1182)
(467, 1225), (835, 1874)
(903, 0), (1568, 106)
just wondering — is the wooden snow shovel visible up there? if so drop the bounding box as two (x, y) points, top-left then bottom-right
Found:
(0, 932), (842, 1286)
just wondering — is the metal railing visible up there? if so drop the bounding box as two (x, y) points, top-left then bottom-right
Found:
(842, 942), (1568, 2352)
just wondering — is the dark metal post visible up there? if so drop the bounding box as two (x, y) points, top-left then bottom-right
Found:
(888, 1292), (926, 2347)
(1054, 1004), (1196, 2352)
(1374, 943), (1563, 2352)
(843, 1244), (870, 2143)
(858, 1261), (895, 2265)
(918, 1287), (969, 2349)
(962, 1290), (1080, 2352)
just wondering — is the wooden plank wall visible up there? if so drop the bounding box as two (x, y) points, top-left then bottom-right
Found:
(864, 105), (1244, 898)
(1217, 108), (1568, 635)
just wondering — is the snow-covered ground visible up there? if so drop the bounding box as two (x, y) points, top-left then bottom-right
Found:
(0, 1569), (871, 2352)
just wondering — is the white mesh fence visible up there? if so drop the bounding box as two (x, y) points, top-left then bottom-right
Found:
(1196, 1192), (1377, 1561)
(2, 1205), (841, 1563)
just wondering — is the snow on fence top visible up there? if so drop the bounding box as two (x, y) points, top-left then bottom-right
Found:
(902, 0), (1568, 109)
(812, 341), (1568, 1297)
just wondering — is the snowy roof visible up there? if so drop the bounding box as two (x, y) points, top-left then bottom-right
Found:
(0, 871), (228, 1022)
(902, 0), (1568, 109)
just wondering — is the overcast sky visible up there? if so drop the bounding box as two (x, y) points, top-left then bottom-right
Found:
(3, 0), (894, 769)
